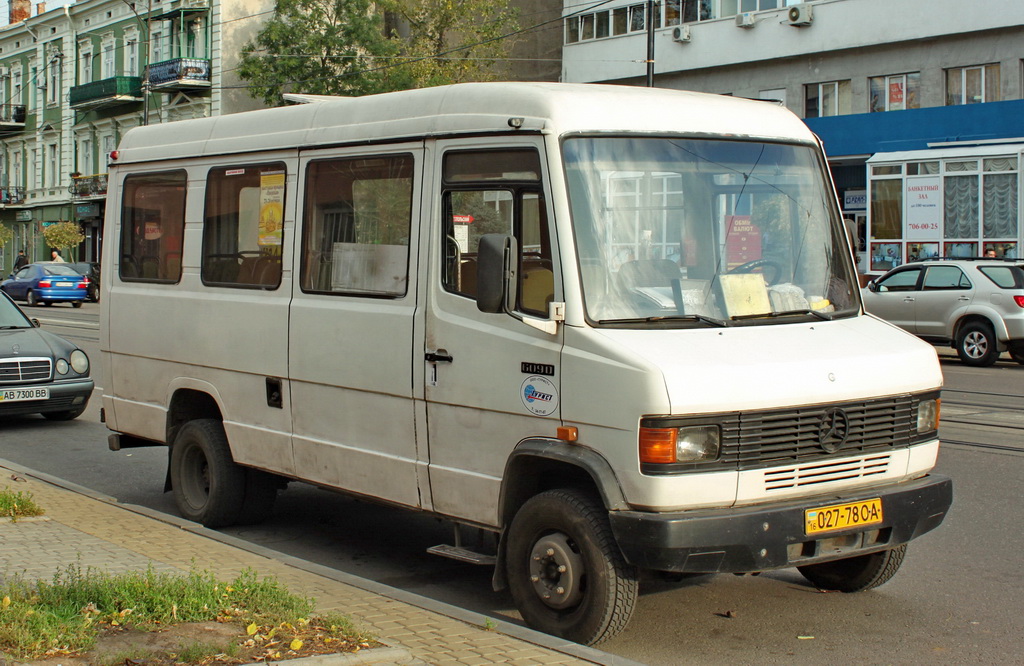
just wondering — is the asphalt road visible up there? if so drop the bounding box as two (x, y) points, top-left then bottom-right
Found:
(3, 302), (1023, 665)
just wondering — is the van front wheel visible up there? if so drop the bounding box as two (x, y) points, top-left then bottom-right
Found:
(170, 419), (245, 528)
(797, 544), (907, 592)
(506, 488), (638, 645)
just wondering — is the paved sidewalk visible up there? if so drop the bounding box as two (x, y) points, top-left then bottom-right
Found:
(0, 460), (639, 666)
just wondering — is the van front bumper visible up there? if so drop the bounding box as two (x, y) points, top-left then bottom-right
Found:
(608, 474), (952, 573)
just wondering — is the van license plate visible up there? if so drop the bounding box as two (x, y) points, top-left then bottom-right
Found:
(805, 498), (882, 535)
(0, 387), (50, 402)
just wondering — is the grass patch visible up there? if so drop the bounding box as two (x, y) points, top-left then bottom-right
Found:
(0, 565), (376, 662)
(0, 486), (45, 520)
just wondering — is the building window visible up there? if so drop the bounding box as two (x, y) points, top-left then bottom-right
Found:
(80, 49), (92, 85)
(47, 63), (58, 105)
(28, 64), (36, 111)
(805, 80), (851, 118)
(125, 31), (138, 75)
(102, 41), (115, 79)
(11, 69), (21, 105)
(946, 64), (1000, 105)
(869, 73), (920, 113)
(151, 30), (163, 64)
(46, 144), (58, 188)
(565, 1), (689, 44)
(78, 138), (93, 176)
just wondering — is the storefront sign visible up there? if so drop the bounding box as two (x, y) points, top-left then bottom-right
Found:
(15, 210), (32, 221)
(76, 203), (100, 218)
(905, 177), (942, 240)
(843, 189), (867, 210)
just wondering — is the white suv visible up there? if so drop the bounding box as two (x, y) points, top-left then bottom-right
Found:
(862, 258), (1024, 366)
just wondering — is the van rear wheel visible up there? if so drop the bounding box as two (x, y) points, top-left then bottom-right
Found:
(170, 419), (245, 528)
(797, 544), (907, 592)
(506, 488), (638, 645)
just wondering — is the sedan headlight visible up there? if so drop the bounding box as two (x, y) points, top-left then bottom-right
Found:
(56, 359), (69, 375)
(640, 425), (721, 464)
(70, 349), (90, 375)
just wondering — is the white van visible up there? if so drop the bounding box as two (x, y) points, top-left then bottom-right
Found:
(101, 82), (952, 645)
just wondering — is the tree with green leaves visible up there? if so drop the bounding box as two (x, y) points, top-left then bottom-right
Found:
(237, 0), (403, 106)
(42, 222), (85, 260)
(237, 0), (519, 106)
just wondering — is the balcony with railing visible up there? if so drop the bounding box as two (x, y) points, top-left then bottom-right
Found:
(147, 58), (211, 91)
(70, 173), (108, 199)
(69, 77), (143, 110)
(1, 187), (25, 204)
(0, 105), (26, 130)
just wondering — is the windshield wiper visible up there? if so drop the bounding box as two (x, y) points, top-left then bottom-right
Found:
(598, 314), (729, 327)
(731, 308), (833, 321)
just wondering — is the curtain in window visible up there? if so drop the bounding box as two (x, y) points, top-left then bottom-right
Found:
(983, 174), (1018, 238)
(944, 175), (978, 239)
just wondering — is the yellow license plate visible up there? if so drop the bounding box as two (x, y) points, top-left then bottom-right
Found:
(805, 498), (883, 535)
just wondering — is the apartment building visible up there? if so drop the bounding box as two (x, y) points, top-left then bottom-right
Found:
(0, 0), (271, 269)
(562, 0), (1024, 268)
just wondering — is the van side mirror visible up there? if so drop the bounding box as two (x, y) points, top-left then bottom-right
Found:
(476, 234), (518, 314)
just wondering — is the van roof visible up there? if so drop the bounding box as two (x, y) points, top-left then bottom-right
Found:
(114, 82), (817, 164)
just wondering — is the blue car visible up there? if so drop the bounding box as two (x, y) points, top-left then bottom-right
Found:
(1, 262), (90, 307)
(0, 290), (93, 420)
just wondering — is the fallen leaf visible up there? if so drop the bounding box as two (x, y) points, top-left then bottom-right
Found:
(247, 622), (259, 636)
(2, 596), (10, 609)
(290, 639), (303, 651)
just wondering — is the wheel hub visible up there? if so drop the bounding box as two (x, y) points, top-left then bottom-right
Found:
(527, 533), (584, 609)
(964, 332), (988, 358)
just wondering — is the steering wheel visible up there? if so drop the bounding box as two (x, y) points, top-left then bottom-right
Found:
(727, 258), (782, 286)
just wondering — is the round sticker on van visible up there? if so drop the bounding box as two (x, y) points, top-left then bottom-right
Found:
(521, 376), (558, 416)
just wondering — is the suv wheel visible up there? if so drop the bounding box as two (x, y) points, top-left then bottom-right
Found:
(956, 321), (998, 367)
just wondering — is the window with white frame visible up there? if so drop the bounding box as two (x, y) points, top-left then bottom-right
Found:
(804, 80), (851, 118)
(46, 143), (58, 188)
(869, 73), (920, 113)
(566, 1), (693, 44)
(11, 150), (22, 189)
(47, 61), (58, 105)
(11, 69), (22, 105)
(125, 29), (138, 74)
(27, 63), (36, 111)
(101, 134), (116, 163)
(78, 137), (94, 176)
(80, 46), (93, 84)
(28, 148), (37, 190)
(102, 38), (115, 79)
(946, 64), (1000, 105)
(150, 29), (163, 64)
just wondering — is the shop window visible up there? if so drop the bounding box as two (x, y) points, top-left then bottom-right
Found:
(946, 64), (1000, 105)
(870, 179), (901, 239)
(805, 80), (851, 118)
(869, 73), (920, 113)
(944, 175), (979, 239)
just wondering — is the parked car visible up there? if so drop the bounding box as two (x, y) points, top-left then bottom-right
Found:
(862, 258), (1024, 366)
(0, 290), (93, 420)
(1, 262), (90, 307)
(67, 261), (101, 302)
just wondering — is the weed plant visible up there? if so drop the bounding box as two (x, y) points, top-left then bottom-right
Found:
(0, 565), (322, 659)
(0, 486), (44, 520)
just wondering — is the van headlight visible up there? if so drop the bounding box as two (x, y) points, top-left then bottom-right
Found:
(916, 398), (939, 433)
(70, 350), (90, 375)
(640, 425), (720, 464)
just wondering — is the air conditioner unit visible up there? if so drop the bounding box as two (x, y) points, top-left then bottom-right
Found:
(787, 3), (813, 26)
(736, 12), (755, 28)
(672, 25), (692, 43)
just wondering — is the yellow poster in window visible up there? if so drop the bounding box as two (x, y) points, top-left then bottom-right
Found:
(259, 172), (285, 247)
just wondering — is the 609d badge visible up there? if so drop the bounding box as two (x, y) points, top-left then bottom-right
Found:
(521, 375), (558, 416)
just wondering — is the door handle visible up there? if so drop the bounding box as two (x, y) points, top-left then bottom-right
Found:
(426, 350), (453, 363)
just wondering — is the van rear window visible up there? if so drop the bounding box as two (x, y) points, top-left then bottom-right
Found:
(119, 170), (187, 282)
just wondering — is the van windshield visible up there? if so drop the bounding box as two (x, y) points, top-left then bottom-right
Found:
(564, 136), (858, 326)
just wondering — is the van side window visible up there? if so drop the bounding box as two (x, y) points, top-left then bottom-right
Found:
(441, 149), (554, 317)
(119, 170), (187, 282)
(202, 163), (286, 288)
(300, 154), (414, 297)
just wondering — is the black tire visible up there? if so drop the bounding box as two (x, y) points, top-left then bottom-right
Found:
(235, 468), (281, 525)
(71, 300), (83, 308)
(26, 290), (38, 306)
(506, 488), (638, 645)
(169, 419), (246, 528)
(41, 406), (86, 421)
(956, 321), (998, 367)
(798, 544), (907, 592)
